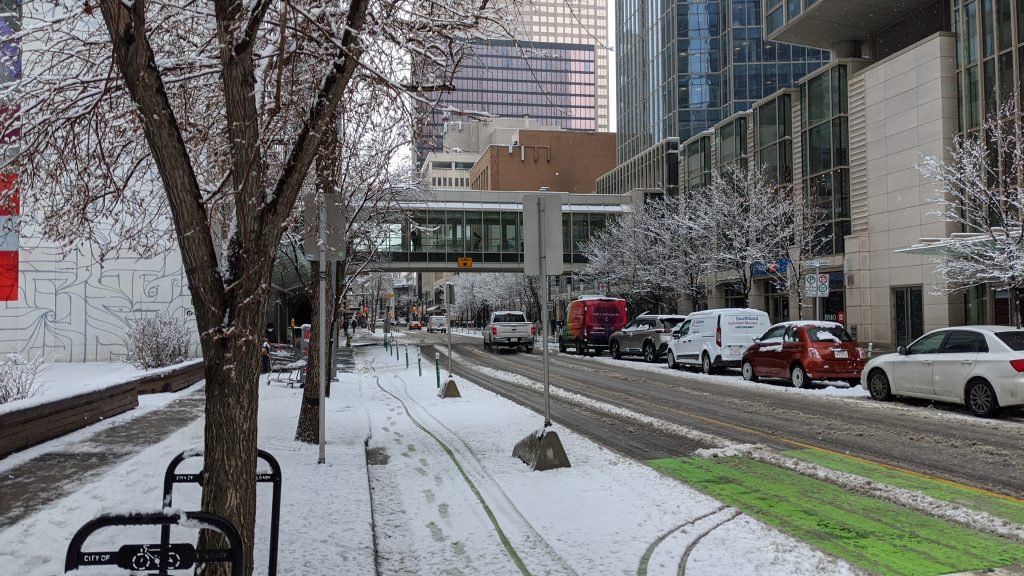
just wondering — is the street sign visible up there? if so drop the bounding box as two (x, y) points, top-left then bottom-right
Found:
(523, 193), (564, 277)
(804, 273), (830, 298)
(457, 257), (472, 268)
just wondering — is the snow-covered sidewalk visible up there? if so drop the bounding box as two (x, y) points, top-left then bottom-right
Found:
(0, 341), (860, 575)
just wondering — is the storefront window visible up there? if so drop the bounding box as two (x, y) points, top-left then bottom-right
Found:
(965, 284), (989, 324)
(765, 280), (790, 324)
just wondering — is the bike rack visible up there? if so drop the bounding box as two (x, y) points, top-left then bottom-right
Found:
(160, 449), (282, 576)
(64, 510), (242, 575)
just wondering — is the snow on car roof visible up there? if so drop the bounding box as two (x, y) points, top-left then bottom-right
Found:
(777, 320), (845, 328)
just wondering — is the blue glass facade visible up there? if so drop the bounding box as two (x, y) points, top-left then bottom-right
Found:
(617, 0), (829, 162)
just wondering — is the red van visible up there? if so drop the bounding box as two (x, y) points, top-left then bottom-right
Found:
(558, 296), (629, 356)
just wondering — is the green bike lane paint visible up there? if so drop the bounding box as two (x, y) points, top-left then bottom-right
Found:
(649, 456), (1024, 576)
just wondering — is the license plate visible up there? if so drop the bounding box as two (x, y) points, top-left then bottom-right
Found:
(834, 349), (848, 359)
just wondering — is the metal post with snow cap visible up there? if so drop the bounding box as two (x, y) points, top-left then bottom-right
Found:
(438, 282), (460, 398)
(513, 193), (570, 471)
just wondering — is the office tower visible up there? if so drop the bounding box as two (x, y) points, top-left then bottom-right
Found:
(415, 0), (610, 165)
(615, 0), (830, 164)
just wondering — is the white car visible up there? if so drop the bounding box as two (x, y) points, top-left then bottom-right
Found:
(862, 326), (1024, 417)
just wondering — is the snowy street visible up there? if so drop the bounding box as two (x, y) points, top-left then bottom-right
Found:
(4, 333), (1024, 574)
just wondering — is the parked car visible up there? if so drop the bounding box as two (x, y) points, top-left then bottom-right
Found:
(667, 308), (771, 374)
(741, 321), (866, 388)
(483, 311), (535, 353)
(427, 315), (448, 333)
(558, 296), (629, 356)
(862, 326), (1024, 417)
(610, 314), (687, 362)
(408, 320), (423, 330)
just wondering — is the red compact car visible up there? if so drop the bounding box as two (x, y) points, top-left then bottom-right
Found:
(740, 321), (867, 388)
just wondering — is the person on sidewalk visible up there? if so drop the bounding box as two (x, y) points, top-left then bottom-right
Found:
(261, 339), (272, 374)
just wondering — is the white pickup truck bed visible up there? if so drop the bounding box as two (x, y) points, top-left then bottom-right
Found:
(484, 312), (534, 352)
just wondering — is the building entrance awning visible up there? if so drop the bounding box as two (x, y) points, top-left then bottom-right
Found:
(896, 230), (1019, 256)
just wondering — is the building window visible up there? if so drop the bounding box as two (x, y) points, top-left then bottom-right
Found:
(801, 64), (850, 255)
(724, 284), (746, 308)
(764, 279), (789, 324)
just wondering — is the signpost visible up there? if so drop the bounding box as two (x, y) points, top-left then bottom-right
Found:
(302, 192), (345, 465)
(515, 193), (570, 470)
(804, 271), (830, 321)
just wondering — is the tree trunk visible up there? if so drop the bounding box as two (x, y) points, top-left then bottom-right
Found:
(1015, 287), (1024, 328)
(296, 258), (325, 443)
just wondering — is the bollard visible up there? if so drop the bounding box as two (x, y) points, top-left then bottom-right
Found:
(405, 345), (409, 368)
(418, 355), (422, 377)
(435, 352), (440, 389)
(867, 342), (874, 359)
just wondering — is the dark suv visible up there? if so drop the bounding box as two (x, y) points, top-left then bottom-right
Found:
(609, 314), (687, 362)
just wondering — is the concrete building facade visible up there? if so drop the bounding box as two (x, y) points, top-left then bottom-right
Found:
(662, 0), (1021, 351)
(469, 130), (616, 193)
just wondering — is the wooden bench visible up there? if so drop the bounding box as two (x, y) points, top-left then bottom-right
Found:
(0, 360), (205, 459)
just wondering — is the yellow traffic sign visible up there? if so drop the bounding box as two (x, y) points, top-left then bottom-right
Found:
(457, 257), (473, 268)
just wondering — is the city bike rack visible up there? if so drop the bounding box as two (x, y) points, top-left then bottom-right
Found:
(160, 448), (282, 576)
(64, 510), (242, 575)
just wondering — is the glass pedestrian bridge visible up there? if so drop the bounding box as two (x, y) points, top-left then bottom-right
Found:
(374, 190), (637, 272)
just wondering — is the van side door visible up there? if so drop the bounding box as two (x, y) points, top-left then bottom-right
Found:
(678, 317), (703, 361)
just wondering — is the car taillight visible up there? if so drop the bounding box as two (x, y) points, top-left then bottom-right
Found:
(857, 347), (867, 359)
(715, 323), (721, 347)
(655, 328), (669, 333)
(1010, 359), (1024, 372)
(531, 326), (536, 335)
(491, 326), (497, 336)
(807, 347), (821, 359)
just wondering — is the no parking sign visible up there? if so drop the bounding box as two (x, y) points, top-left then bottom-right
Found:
(803, 273), (830, 298)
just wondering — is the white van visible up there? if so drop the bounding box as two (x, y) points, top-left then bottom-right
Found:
(666, 308), (771, 374)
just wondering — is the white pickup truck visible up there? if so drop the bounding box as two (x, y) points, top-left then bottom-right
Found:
(483, 311), (535, 353)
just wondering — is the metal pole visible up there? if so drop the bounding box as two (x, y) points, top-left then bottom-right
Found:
(540, 198), (552, 427)
(447, 285), (453, 378)
(435, 352), (441, 388)
(317, 202), (327, 465)
(405, 345), (409, 368)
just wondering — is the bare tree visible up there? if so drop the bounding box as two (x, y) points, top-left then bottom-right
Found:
(5, 0), (515, 572)
(919, 97), (1024, 327)
(579, 199), (678, 313)
(689, 165), (796, 308)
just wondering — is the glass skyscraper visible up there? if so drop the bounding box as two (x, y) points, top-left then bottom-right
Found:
(415, 0), (610, 166)
(616, 0), (830, 163)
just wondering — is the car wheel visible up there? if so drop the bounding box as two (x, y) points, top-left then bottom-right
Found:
(525, 347), (533, 354)
(610, 340), (621, 360)
(575, 339), (585, 356)
(558, 339), (566, 353)
(845, 378), (861, 387)
(667, 350), (678, 369)
(701, 353), (714, 375)
(741, 360), (758, 382)
(643, 342), (656, 363)
(791, 364), (811, 388)
(867, 370), (891, 401)
(966, 380), (999, 417)
(482, 341), (488, 351)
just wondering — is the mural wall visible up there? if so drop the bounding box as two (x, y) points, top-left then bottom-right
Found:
(0, 242), (200, 362)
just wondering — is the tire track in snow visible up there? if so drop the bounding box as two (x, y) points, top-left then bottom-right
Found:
(368, 366), (532, 573)
(384, 369), (579, 576)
